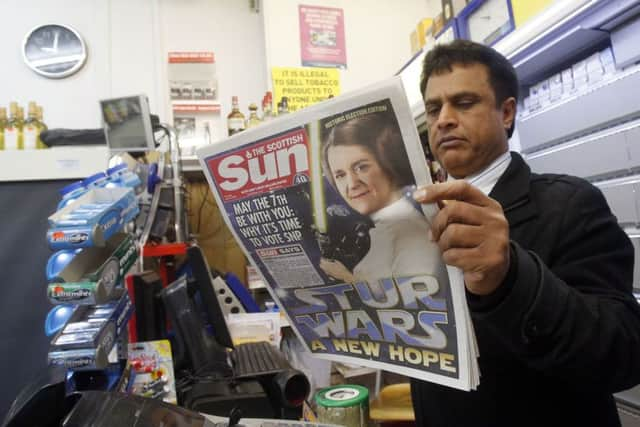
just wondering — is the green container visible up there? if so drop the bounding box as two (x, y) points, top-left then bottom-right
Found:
(315, 385), (370, 427)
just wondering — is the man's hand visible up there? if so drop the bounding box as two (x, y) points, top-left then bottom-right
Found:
(414, 181), (510, 295)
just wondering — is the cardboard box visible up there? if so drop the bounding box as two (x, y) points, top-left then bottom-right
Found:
(47, 187), (139, 250)
(452, 0), (469, 15)
(48, 289), (133, 370)
(586, 52), (604, 84)
(410, 29), (420, 55)
(441, 0), (454, 24)
(433, 13), (445, 36)
(561, 68), (574, 94)
(548, 73), (563, 102)
(417, 18), (434, 48)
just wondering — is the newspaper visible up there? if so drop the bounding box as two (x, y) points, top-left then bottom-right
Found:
(197, 77), (479, 391)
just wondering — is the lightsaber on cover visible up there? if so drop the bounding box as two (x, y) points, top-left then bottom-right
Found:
(308, 120), (327, 234)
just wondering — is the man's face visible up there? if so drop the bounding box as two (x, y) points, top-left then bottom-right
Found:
(327, 144), (398, 216)
(423, 63), (515, 178)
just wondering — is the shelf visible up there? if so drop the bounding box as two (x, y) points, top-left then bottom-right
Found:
(180, 155), (202, 172)
(524, 118), (640, 179)
(0, 146), (109, 182)
(518, 65), (640, 153)
(596, 177), (640, 226)
(500, 0), (640, 85)
(616, 384), (640, 411)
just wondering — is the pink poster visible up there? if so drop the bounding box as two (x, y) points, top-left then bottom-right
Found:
(299, 5), (347, 69)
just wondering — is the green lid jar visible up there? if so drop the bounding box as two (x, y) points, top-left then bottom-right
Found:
(315, 385), (370, 427)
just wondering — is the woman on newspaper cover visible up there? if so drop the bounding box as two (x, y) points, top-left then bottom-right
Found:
(318, 107), (447, 286)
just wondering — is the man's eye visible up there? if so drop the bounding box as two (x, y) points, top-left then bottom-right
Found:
(334, 172), (345, 180)
(457, 100), (476, 108)
(426, 107), (440, 116)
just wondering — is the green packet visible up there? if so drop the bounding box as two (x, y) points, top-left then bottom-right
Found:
(48, 233), (137, 305)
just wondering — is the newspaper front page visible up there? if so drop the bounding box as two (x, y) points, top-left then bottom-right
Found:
(197, 77), (479, 390)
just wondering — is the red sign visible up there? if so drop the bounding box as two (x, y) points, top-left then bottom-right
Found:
(168, 52), (215, 63)
(299, 5), (347, 69)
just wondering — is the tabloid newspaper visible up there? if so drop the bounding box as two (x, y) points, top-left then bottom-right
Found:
(197, 77), (479, 391)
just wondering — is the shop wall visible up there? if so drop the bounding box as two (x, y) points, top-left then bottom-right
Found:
(0, 0), (435, 134)
(156, 0), (268, 141)
(0, 0), (267, 135)
(0, 0), (115, 129)
(262, 0), (433, 96)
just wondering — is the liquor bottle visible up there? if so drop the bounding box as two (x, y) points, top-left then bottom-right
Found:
(246, 103), (261, 129)
(0, 107), (6, 150)
(227, 96), (246, 136)
(278, 96), (290, 115)
(17, 106), (25, 149)
(203, 121), (212, 145)
(5, 102), (23, 150)
(262, 92), (274, 122)
(37, 105), (48, 131)
(37, 105), (48, 149)
(24, 102), (45, 150)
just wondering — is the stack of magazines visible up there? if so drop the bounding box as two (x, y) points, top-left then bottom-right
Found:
(197, 77), (480, 391)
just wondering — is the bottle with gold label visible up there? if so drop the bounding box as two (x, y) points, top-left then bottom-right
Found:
(24, 102), (45, 150)
(5, 102), (23, 150)
(37, 105), (48, 149)
(245, 103), (261, 129)
(17, 106), (25, 150)
(227, 96), (246, 136)
(37, 106), (47, 130)
(0, 107), (7, 150)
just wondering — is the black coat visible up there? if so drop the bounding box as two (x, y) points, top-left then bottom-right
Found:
(411, 152), (640, 427)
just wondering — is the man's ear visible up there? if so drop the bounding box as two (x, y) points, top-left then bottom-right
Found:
(502, 97), (516, 132)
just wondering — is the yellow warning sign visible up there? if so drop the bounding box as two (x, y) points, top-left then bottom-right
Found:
(271, 67), (340, 113)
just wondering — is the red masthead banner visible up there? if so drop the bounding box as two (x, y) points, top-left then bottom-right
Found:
(207, 128), (310, 202)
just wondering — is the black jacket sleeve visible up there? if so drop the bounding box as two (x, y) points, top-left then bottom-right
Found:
(470, 182), (640, 392)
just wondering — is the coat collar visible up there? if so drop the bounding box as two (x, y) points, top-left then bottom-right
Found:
(489, 151), (538, 227)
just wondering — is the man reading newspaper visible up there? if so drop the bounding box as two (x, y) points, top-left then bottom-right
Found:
(199, 79), (479, 390)
(411, 40), (640, 427)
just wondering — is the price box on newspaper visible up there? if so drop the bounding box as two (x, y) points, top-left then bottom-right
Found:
(197, 77), (479, 391)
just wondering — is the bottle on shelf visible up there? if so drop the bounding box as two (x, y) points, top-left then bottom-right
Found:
(24, 101), (46, 150)
(5, 102), (24, 150)
(0, 107), (6, 150)
(246, 103), (261, 129)
(37, 105), (48, 149)
(227, 96), (246, 136)
(203, 121), (212, 144)
(17, 106), (25, 149)
(262, 92), (274, 122)
(278, 96), (290, 115)
(37, 105), (48, 131)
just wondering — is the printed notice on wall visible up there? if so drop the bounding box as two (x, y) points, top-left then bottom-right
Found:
(299, 5), (347, 69)
(272, 67), (340, 113)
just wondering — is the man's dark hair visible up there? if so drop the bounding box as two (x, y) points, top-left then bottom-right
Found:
(420, 39), (519, 137)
